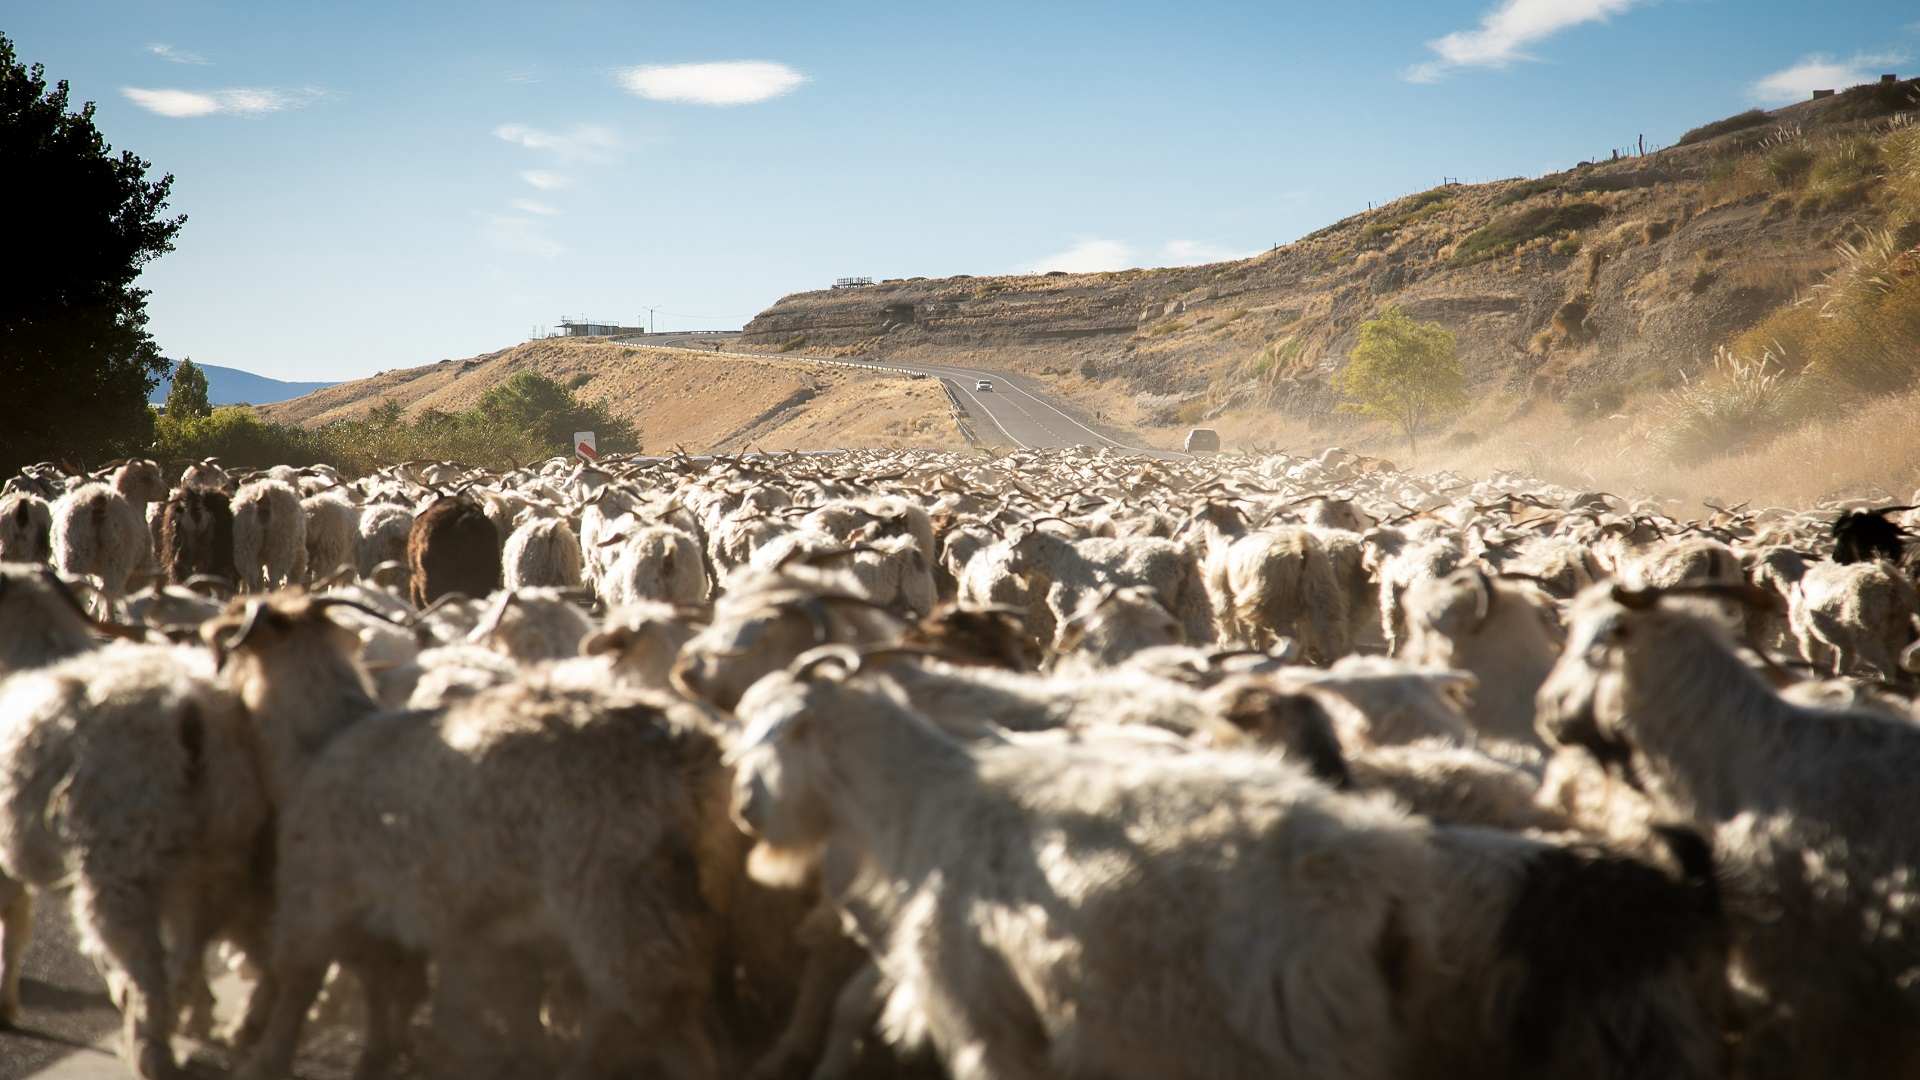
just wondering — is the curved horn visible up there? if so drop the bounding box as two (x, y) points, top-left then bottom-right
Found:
(789, 643), (862, 681)
(312, 597), (409, 626)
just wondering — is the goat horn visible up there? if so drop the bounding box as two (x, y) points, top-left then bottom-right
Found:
(210, 598), (271, 667)
(789, 643), (862, 680)
(312, 597), (409, 626)
(410, 592), (472, 622)
(310, 566), (356, 592)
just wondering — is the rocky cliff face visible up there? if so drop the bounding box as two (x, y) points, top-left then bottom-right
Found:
(740, 87), (1910, 436)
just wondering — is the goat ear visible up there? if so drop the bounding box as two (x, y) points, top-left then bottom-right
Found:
(1609, 584), (1659, 610)
(581, 626), (634, 657)
(1469, 570), (1494, 628)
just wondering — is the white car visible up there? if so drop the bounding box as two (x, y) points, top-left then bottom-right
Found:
(975, 380), (994, 391)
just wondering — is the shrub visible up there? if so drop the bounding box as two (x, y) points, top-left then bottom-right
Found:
(1550, 232), (1583, 256)
(1452, 201), (1608, 265)
(154, 406), (336, 468)
(1176, 399), (1211, 425)
(1800, 134), (1883, 211)
(776, 335), (806, 353)
(1652, 348), (1794, 464)
(1491, 176), (1563, 207)
(167, 372), (644, 474)
(1825, 78), (1920, 123)
(1733, 227), (1920, 395)
(1148, 320), (1186, 337)
(1361, 188), (1454, 239)
(1761, 141), (1816, 186)
(1678, 109), (1774, 146)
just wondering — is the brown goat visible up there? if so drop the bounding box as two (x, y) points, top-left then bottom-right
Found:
(408, 496), (502, 608)
(160, 488), (237, 586)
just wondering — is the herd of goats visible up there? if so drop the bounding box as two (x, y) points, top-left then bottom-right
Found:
(0, 444), (1918, 1080)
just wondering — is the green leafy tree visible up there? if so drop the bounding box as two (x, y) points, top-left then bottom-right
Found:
(1334, 306), (1470, 453)
(472, 371), (640, 456)
(154, 406), (334, 468)
(164, 358), (212, 419)
(0, 34), (184, 473)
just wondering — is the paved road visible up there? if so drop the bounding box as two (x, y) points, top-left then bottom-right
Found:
(630, 335), (1174, 455)
(0, 889), (124, 1080)
(1, 894), (393, 1080)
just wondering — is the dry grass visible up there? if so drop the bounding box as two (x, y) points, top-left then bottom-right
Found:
(258, 339), (967, 453)
(1396, 386), (1920, 507)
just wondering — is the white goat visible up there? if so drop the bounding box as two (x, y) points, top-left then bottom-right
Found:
(0, 493), (52, 565)
(1398, 569), (1564, 747)
(0, 566), (269, 1078)
(52, 482), (148, 597)
(730, 659), (1435, 1080)
(301, 491), (359, 583)
(232, 480), (307, 592)
(1789, 559), (1920, 682)
(208, 593), (740, 1080)
(502, 515), (584, 590)
(1538, 583), (1920, 1078)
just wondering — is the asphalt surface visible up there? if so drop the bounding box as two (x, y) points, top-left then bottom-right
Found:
(0, 890), (122, 1079)
(631, 335), (1176, 455)
(0, 891), (403, 1080)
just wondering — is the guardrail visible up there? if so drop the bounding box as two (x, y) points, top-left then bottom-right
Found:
(934, 378), (985, 448)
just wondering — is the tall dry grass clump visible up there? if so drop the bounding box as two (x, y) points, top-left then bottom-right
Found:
(1733, 225), (1920, 397)
(1650, 347), (1796, 465)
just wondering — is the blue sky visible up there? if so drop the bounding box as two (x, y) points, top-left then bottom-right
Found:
(9, 1), (1917, 382)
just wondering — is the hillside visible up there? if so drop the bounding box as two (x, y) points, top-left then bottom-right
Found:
(256, 339), (964, 453)
(736, 82), (1920, 462)
(151, 362), (337, 407)
(257, 80), (1920, 500)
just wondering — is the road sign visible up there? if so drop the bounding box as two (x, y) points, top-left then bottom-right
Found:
(574, 431), (598, 461)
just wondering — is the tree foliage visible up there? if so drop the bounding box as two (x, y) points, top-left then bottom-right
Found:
(0, 33), (183, 473)
(164, 358), (212, 419)
(471, 371), (639, 456)
(151, 370), (640, 473)
(154, 405), (334, 468)
(1334, 306), (1470, 453)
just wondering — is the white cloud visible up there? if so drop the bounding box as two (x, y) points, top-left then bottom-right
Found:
(147, 43), (210, 65)
(518, 170), (572, 189)
(1407, 0), (1654, 82)
(1024, 239), (1136, 274)
(1159, 240), (1262, 266)
(617, 61), (808, 105)
(493, 122), (618, 162)
(1749, 52), (1908, 105)
(512, 199), (560, 215)
(483, 214), (563, 259)
(121, 86), (322, 117)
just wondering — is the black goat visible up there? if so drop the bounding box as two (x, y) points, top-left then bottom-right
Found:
(1830, 506), (1914, 565)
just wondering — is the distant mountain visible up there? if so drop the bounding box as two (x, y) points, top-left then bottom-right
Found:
(150, 362), (338, 408)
